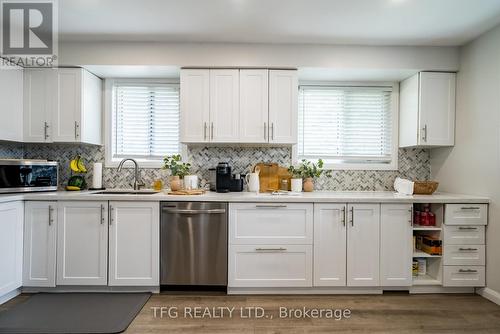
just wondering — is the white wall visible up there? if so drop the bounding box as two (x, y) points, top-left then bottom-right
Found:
(431, 24), (500, 295)
(59, 42), (459, 72)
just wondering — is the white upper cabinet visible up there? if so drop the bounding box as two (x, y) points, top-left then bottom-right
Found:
(24, 68), (102, 144)
(399, 71), (456, 147)
(180, 68), (298, 144)
(269, 70), (298, 144)
(180, 69), (210, 143)
(380, 204), (413, 287)
(23, 201), (57, 287)
(210, 69), (240, 142)
(313, 204), (347, 287)
(347, 203), (380, 287)
(239, 69), (269, 143)
(0, 62), (23, 142)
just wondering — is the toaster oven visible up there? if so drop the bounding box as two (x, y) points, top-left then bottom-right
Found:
(0, 159), (58, 193)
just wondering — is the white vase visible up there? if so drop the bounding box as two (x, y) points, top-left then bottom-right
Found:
(291, 178), (303, 192)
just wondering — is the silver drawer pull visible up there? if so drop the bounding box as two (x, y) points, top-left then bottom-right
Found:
(459, 248), (478, 251)
(458, 227), (478, 230)
(163, 208), (226, 214)
(460, 207), (480, 210)
(458, 269), (478, 273)
(255, 247), (286, 251)
(255, 205), (287, 209)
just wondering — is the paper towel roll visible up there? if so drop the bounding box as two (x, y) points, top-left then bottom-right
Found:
(92, 163), (103, 189)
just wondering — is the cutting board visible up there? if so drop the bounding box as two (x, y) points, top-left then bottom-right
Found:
(254, 163), (291, 192)
(167, 189), (206, 195)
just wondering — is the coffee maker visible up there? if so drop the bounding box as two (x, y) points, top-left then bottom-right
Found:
(216, 162), (231, 193)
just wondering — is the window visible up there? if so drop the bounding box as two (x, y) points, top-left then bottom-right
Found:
(107, 80), (180, 167)
(296, 84), (398, 170)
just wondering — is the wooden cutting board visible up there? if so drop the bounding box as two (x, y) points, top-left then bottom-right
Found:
(167, 189), (206, 195)
(254, 163), (291, 192)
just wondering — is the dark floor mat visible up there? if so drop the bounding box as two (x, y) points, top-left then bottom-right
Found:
(0, 293), (150, 333)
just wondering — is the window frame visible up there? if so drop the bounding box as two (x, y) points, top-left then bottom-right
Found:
(292, 81), (399, 171)
(104, 78), (185, 168)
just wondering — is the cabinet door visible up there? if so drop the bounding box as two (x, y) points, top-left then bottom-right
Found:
(57, 201), (108, 285)
(268, 70), (298, 144)
(23, 69), (53, 142)
(23, 201), (57, 287)
(313, 204), (347, 287)
(239, 69), (269, 143)
(419, 72), (456, 146)
(0, 62), (23, 142)
(0, 201), (23, 296)
(108, 202), (159, 286)
(180, 69), (210, 143)
(380, 204), (412, 287)
(210, 69), (240, 142)
(347, 203), (380, 286)
(52, 68), (82, 143)
(80, 70), (103, 145)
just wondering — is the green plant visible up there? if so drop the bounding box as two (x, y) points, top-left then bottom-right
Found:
(163, 154), (191, 178)
(288, 159), (332, 179)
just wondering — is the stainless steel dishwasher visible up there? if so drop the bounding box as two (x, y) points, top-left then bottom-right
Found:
(160, 202), (227, 287)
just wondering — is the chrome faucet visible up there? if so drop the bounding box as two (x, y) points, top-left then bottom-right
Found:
(117, 158), (145, 190)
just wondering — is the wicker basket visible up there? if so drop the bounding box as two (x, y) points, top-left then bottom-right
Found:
(413, 181), (439, 195)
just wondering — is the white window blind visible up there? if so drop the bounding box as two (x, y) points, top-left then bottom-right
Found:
(113, 84), (180, 159)
(298, 85), (393, 164)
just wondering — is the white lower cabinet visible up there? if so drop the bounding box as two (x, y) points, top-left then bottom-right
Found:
(443, 266), (485, 287)
(108, 202), (159, 286)
(0, 201), (24, 297)
(23, 202), (57, 287)
(57, 201), (108, 285)
(228, 245), (312, 287)
(380, 204), (413, 287)
(313, 204), (347, 286)
(347, 204), (380, 287)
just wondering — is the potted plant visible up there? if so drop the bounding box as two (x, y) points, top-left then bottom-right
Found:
(163, 154), (191, 191)
(288, 159), (332, 192)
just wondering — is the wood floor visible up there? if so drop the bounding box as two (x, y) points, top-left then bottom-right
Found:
(3, 293), (500, 333)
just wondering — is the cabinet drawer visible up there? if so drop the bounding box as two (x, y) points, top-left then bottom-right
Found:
(443, 266), (485, 287)
(229, 203), (313, 244)
(228, 245), (312, 287)
(444, 225), (485, 245)
(445, 204), (487, 225)
(444, 245), (485, 266)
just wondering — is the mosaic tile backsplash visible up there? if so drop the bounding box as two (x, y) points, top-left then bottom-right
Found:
(0, 142), (430, 191)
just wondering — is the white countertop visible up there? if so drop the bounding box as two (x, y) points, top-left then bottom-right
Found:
(0, 190), (490, 204)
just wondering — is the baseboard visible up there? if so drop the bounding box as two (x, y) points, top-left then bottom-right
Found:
(477, 287), (500, 305)
(22, 286), (160, 294)
(0, 288), (21, 305)
(228, 287), (384, 295)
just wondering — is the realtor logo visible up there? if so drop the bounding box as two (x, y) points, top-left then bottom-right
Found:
(1, 0), (58, 67)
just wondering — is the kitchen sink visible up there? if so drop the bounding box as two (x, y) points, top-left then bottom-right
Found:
(91, 190), (160, 195)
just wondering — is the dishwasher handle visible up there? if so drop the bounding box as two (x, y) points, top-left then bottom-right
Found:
(162, 208), (226, 214)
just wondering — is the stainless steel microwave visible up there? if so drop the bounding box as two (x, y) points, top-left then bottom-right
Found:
(0, 159), (58, 193)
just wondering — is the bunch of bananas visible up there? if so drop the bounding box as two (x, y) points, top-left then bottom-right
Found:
(70, 155), (87, 173)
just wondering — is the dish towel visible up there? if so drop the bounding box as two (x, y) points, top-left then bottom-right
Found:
(394, 177), (414, 195)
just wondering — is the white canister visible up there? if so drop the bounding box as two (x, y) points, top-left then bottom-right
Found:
(291, 178), (303, 192)
(183, 175), (198, 190)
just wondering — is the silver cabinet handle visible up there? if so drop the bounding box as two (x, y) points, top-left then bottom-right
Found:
(422, 124), (427, 142)
(162, 208), (226, 214)
(44, 121), (50, 140)
(341, 206), (346, 227)
(48, 205), (54, 226)
(349, 206), (354, 227)
(109, 205), (114, 225)
(255, 204), (287, 209)
(264, 122), (267, 140)
(74, 121), (79, 139)
(458, 227), (477, 230)
(460, 207), (480, 210)
(100, 204), (105, 224)
(203, 122), (207, 140)
(211, 122), (214, 140)
(458, 269), (478, 273)
(255, 247), (286, 251)
(458, 247), (478, 251)
(271, 123), (274, 140)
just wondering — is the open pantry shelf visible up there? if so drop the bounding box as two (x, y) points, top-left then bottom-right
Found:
(413, 225), (442, 231)
(413, 274), (442, 286)
(413, 250), (441, 258)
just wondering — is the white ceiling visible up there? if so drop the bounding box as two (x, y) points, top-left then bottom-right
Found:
(60, 0), (500, 46)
